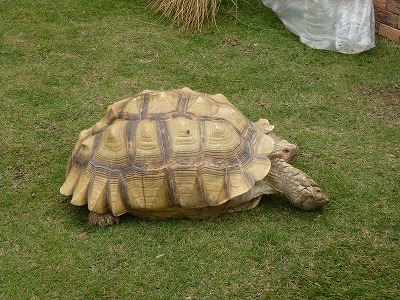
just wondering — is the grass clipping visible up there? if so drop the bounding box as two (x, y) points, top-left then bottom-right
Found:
(149, 0), (236, 31)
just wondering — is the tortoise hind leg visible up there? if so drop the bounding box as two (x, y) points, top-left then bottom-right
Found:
(88, 211), (120, 226)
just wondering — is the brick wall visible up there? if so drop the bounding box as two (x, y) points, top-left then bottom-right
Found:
(374, 0), (400, 40)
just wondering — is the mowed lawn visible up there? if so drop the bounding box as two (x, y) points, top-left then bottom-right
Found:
(1, 0), (399, 299)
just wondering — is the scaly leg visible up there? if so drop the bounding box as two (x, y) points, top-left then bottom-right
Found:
(88, 211), (120, 226)
(266, 158), (328, 210)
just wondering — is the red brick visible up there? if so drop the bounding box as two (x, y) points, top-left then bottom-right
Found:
(387, 0), (400, 14)
(378, 23), (400, 40)
(375, 8), (400, 27)
(374, 0), (388, 9)
(375, 22), (381, 34)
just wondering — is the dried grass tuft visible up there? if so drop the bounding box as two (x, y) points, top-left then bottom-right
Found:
(149, 0), (236, 32)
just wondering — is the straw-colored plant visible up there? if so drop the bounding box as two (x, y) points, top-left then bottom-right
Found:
(149, 0), (236, 31)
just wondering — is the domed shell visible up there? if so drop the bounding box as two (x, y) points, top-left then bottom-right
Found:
(60, 88), (274, 217)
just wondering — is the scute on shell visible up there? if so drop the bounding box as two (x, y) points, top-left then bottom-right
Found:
(60, 88), (274, 217)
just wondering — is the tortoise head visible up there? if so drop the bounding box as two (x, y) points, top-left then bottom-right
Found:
(269, 138), (298, 163)
(254, 118), (297, 163)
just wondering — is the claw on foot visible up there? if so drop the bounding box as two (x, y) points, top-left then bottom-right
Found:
(292, 185), (328, 211)
(88, 211), (120, 226)
(268, 158), (328, 211)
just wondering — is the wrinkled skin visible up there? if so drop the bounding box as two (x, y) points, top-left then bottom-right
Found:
(265, 158), (328, 210)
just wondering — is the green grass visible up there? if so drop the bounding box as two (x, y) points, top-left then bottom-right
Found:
(1, 0), (399, 299)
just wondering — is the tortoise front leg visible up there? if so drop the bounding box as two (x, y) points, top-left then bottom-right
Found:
(266, 159), (328, 210)
(88, 211), (120, 226)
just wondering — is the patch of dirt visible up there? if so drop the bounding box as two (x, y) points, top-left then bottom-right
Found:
(222, 36), (261, 54)
(360, 85), (400, 127)
(9, 166), (25, 181)
(222, 36), (240, 48)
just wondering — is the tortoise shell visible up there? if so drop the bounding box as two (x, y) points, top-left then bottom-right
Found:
(60, 88), (274, 218)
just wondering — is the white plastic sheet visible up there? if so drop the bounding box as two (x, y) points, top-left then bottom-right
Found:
(262, 0), (375, 54)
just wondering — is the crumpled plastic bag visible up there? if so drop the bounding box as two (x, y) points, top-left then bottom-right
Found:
(262, 0), (375, 54)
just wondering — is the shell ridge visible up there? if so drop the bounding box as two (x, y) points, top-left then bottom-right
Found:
(104, 175), (112, 212)
(140, 170), (146, 208)
(88, 133), (102, 163)
(199, 165), (228, 206)
(60, 162), (82, 196)
(86, 167), (98, 210)
(70, 165), (94, 205)
(198, 119), (206, 164)
(139, 93), (150, 119)
(70, 128), (93, 161)
(224, 167), (230, 201)
(116, 97), (136, 120)
(178, 92), (188, 115)
(196, 167), (207, 207)
(106, 171), (131, 216)
(126, 120), (139, 167)
(241, 166), (256, 187)
(119, 172), (133, 211)
(157, 120), (170, 165)
(166, 167), (178, 206)
(156, 120), (177, 206)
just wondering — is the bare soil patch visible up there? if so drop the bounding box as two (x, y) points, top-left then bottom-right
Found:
(361, 84), (400, 126)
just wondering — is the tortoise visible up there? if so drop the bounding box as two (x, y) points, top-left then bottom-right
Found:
(60, 87), (328, 226)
